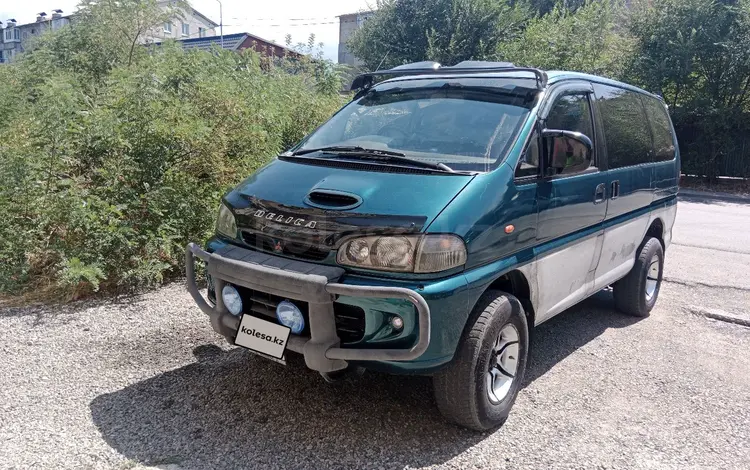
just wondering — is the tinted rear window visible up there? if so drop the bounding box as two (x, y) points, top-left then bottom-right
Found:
(594, 84), (652, 168)
(642, 96), (676, 162)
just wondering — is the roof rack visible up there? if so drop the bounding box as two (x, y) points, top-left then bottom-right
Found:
(350, 61), (548, 91)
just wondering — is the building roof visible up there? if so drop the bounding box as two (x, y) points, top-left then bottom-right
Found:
(188, 7), (218, 27)
(156, 0), (217, 27)
(178, 32), (249, 51)
(337, 10), (376, 18)
(176, 32), (298, 56)
(1, 14), (73, 28)
(2, 4), (216, 29)
(248, 32), (289, 51)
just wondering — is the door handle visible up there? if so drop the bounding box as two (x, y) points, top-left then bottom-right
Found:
(594, 183), (606, 203)
(611, 180), (620, 199)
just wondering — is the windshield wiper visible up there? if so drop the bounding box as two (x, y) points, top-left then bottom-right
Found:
(292, 146), (454, 172)
(294, 145), (404, 157)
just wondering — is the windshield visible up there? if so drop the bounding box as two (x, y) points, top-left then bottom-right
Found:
(295, 77), (538, 172)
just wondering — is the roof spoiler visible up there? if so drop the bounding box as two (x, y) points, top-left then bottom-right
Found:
(350, 61), (548, 91)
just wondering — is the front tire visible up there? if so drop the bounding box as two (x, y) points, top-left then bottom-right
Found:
(433, 291), (529, 431)
(613, 237), (664, 317)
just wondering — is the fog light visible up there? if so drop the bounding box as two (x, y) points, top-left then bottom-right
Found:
(276, 300), (305, 334)
(390, 315), (404, 330)
(221, 284), (243, 316)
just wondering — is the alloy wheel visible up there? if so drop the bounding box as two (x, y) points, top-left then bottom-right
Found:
(645, 254), (660, 301)
(486, 323), (520, 404)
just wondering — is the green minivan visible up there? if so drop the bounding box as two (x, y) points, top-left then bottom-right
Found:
(186, 61), (679, 430)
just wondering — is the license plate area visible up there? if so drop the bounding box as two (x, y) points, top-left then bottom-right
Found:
(234, 314), (291, 361)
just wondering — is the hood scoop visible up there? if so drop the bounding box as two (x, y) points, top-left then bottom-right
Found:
(304, 189), (363, 210)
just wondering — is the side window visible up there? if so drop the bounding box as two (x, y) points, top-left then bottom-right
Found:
(594, 84), (653, 168)
(546, 93), (595, 142)
(515, 131), (540, 178)
(642, 96), (676, 162)
(544, 92), (595, 175)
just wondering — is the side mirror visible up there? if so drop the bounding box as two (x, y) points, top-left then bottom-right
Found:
(541, 129), (593, 177)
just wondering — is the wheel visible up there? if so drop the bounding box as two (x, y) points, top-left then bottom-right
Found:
(433, 290), (529, 431)
(613, 237), (664, 317)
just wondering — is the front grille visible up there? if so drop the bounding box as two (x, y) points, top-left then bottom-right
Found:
(333, 303), (367, 344)
(234, 285), (365, 344)
(241, 232), (329, 261)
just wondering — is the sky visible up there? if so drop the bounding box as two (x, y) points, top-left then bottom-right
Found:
(0, 0), (375, 62)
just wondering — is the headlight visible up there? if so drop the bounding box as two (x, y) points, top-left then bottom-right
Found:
(216, 202), (237, 239)
(337, 234), (466, 273)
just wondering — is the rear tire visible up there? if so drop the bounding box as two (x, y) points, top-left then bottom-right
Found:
(613, 237), (664, 317)
(433, 290), (529, 431)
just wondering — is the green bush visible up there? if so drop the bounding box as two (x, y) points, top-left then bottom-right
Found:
(0, 2), (343, 298)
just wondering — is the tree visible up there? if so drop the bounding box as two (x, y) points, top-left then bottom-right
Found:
(347, 0), (529, 70)
(497, 0), (634, 79)
(628, 0), (750, 109)
(519, 0), (587, 16)
(628, 0), (750, 179)
(27, 0), (182, 82)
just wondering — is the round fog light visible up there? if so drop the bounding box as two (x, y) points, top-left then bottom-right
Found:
(221, 284), (243, 316)
(276, 300), (305, 334)
(390, 315), (404, 330)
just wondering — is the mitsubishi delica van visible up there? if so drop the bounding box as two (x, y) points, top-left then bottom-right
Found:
(186, 61), (679, 430)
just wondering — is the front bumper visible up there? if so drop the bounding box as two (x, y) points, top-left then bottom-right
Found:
(185, 242), (431, 373)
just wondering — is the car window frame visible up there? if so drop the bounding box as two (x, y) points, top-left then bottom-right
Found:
(513, 122), (542, 184)
(514, 81), (599, 183)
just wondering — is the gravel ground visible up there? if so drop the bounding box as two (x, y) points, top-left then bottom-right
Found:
(1, 198), (749, 470)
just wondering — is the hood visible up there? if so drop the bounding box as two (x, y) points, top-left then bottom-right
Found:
(223, 158), (475, 261)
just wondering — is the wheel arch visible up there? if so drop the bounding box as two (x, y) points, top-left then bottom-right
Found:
(646, 217), (665, 250)
(480, 269), (535, 329)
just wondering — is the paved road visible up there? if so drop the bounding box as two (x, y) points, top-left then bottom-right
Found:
(1, 196), (749, 470)
(666, 198), (750, 316)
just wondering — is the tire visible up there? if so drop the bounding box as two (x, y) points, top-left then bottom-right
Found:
(433, 290), (529, 431)
(613, 237), (664, 317)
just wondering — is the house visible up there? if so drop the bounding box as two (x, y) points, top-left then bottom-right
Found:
(149, 1), (217, 42)
(0, 10), (70, 63)
(337, 10), (375, 65)
(176, 32), (300, 58)
(0, 3), (217, 64)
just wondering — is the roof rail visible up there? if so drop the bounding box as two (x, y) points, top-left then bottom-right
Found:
(350, 61), (548, 91)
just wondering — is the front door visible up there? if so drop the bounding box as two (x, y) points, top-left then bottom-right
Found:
(533, 84), (608, 321)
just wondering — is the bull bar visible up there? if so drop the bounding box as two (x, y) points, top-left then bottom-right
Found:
(185, 242), (431, 372)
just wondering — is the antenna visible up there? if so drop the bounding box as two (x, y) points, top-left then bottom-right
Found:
(375, 50), (390, 71)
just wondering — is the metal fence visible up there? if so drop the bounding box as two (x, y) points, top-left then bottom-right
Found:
(674, 114), (750, 179)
